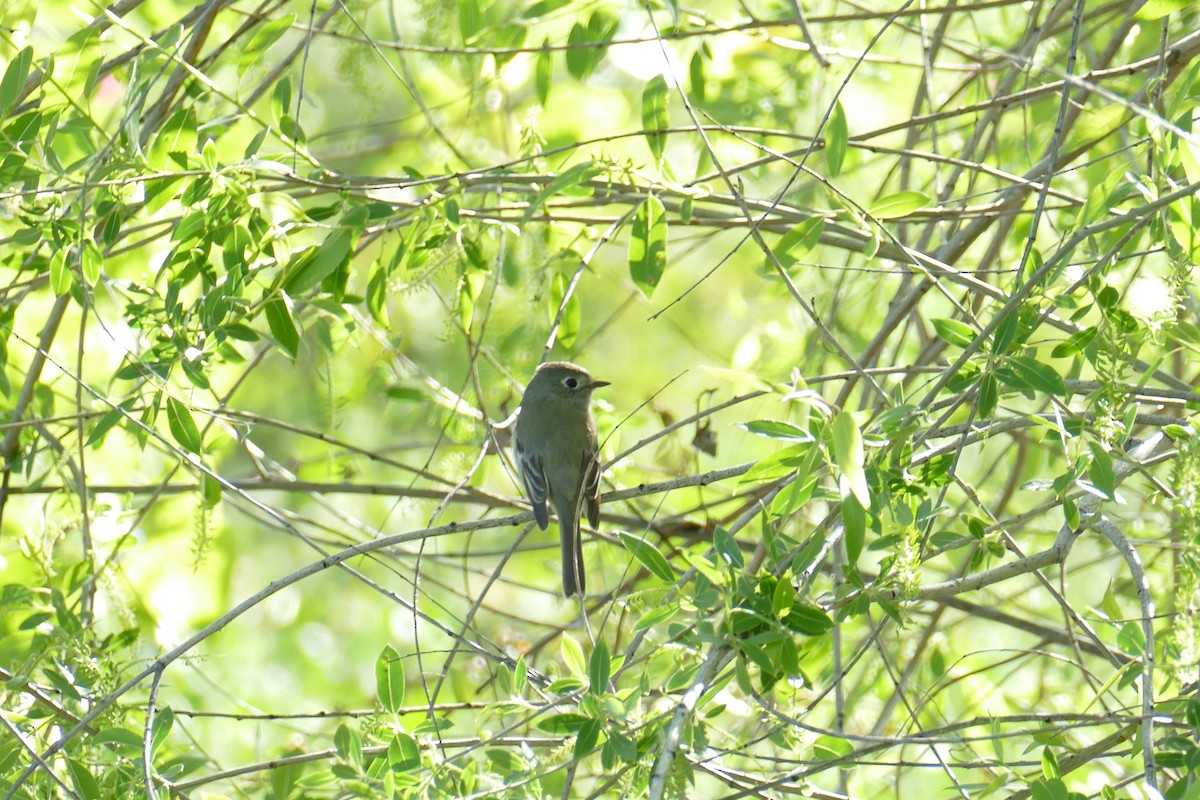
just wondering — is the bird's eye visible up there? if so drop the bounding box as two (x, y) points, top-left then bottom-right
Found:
(563, 377), (579, 389)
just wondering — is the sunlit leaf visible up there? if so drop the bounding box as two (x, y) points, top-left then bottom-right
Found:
(629, 194), (667, 297)
(831, 411), (868, 506)
(824, 100), (848, 178)
(238, 14), (294, 76)
(869, 190), (929, 219)
(376, 644), (406, 713)
(641, 75), (669, 161)
(166, 398), (202, 454)
(618, 531), (676, 583)
(0, 46), (33, 114)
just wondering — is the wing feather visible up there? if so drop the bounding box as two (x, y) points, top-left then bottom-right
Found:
(514, 440), (550, 529)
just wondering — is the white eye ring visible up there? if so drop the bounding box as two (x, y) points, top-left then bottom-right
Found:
(563, 377), (579, 389)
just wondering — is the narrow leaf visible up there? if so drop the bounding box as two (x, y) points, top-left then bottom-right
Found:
(1007, 355), (1067, 396)
(574, 718), (601, 759)
(977, 372), (998, 417)
(49, 248), (71, 295)
(641, 75), (669, 161)
(285, 226), (354, 295)
(841, 493), (865, 567)
(536, 41), (552, 105)
(263, 294), (300, 359)
(765, 217), (824, 272)
(522, 160), (600, 223)
(931, 318), (975, 348)
(824, 101), (848, 178)
(1087, 441), (1116, 499)
(459, 0), (483, 42)
(561, 634), (586, 677)
(714, 526), (744, 568)
(869, 190), (929, 219)
(588, 639), (610, 693)
(617, 531), (676, 583)
(0, 46), (33, 114)
(629, 195), (667, 297)
(166, 398), (202, 454)
(238, 14), (295, 76)
(739, 420), (811, 441)
(376, 644), (406, 713)
(831, 411), (868, 506)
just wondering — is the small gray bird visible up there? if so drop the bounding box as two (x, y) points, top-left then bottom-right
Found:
(513, 361), (608, 597)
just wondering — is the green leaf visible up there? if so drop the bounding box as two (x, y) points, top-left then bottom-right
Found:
(824, 100), (848, 178)
(0, 46), (33, 114)
(740, 420), (811, 441)
(65, 758), (101, 800)
(831, 411), (868, 506)
(49, 248), (71, 295)
(200, 473), (221, 509)
(977, 372), (998, 417)
(635, 601), (679, 630)
(388, 733), (420, 772)
(537, 712), (590, 734)
(238, 14), (295, 76)
(459, 0), (483, 42)
(641, 75), (669, 161)
(367, 259), (389, 326)
(535, 40), (552, 105)
(772, 575), (794, 617)
(1135, 0), (1192, 17)
(1186, 697), (1200, 730)
(1005, 355), (1066, 396)
(376, 644), (406, 713)
(90, 728), (143, 750)
(787, 604), (835, 633)
(991, 308), (1021, 356)
(285, 225), (355, 295)
(1117, 621), (1145, 655)
(689, 50), (706, 103)
(869, 190), (929, 219)
(166, 398), (203, 454)
(1041, 746), (1061, 780)
(765, 217), (824, 272)
(1031, 778), (1069, 800)
(561, 634), (586, 678)
(931, 318), (975, 348)
(1071, 168), (1123, 232)
(564, 12), (616, 80)
(588, 639), (610, 694)
(522, 0), (572, 18)
(629, 195), (667, 297)
(714, 525), (744, 569)
(522, 160), (601, 223)
(574, 718), (601, 759)
(150, 706), (174, 756)
(1051, 327), (1096, 358)
(549, 271), (580, 348)
(743, 442), (814, 483)
(1087, 441), (1115, 499)
(1063, 496), (1080, 530)
(80, 241), (101, 285)
(813, 733), (853, 760)
(617, 531), (676, 583)
(263, 294), (300, 359)
(841, 494), (865, 567)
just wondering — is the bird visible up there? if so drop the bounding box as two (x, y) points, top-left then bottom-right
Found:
(512, 361), (608, 597)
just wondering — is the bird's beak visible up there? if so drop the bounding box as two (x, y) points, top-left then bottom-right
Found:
(588, 378), (611, 389)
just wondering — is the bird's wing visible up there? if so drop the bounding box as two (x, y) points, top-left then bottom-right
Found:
(581, 448), (602, 529)
(514, 442), (550, 529)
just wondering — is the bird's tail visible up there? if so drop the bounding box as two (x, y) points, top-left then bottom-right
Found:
(560, 518), (585, 598)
